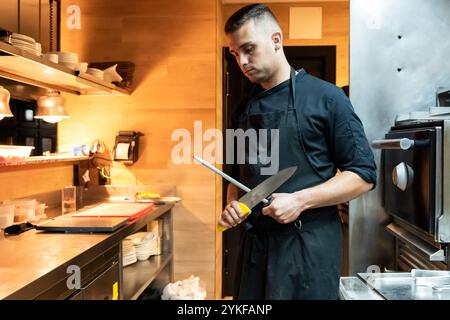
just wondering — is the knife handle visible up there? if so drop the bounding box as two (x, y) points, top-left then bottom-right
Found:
(217, 202), (251, 232)
(263, 197), (273, 208)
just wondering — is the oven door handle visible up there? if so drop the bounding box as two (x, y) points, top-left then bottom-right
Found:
(371, 138), (415, 150)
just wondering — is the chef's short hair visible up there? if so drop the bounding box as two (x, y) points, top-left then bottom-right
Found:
(224, 3), (280, 34)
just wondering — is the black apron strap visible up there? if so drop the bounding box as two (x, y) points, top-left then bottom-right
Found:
(288, 67), (296, 111)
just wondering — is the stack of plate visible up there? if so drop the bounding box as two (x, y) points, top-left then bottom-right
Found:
(126, 232), (158, 261)
(8, 33), (42, 56)
(122, 239), (137, 267)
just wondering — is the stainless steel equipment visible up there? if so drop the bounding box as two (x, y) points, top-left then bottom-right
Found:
(373, 117), (450, 267)
(349, 0), (450, 274)
(355, 270), (450, 300)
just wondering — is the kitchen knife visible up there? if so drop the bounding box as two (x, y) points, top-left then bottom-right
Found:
(193, 155), (269, 204)
(218, 166), (297, 232)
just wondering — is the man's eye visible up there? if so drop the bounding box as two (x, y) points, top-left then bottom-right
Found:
(245, 46), (254, 54)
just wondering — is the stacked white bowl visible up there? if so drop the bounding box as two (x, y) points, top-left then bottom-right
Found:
(122, 239), (137, 267)
(125, 232), (158, 261)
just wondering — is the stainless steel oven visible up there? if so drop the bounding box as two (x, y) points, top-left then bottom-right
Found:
(373, 119), (450, 266)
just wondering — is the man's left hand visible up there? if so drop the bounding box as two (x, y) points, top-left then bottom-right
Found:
(261, 193), (304, 224)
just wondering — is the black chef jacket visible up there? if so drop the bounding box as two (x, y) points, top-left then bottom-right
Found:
(230, 69), (377, 187)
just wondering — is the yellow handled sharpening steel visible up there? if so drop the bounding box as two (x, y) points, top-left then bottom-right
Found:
(193, 156), (297, 232)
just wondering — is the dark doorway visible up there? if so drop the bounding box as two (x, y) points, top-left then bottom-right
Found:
(221, 45), (337, 297)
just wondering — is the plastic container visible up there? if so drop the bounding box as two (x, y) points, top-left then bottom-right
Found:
(34, 203), (47, 221)
(0, 204), (14, 228)
(14, 208), (32, 222)
(4, 199), (36, 222)
(0, 145), (34, 164)
(35, 203), (46, 216)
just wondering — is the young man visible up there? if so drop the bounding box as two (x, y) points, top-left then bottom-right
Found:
(220, 4), (377, 300)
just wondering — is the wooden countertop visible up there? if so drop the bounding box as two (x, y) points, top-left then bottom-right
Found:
(0, 203), (173, 300)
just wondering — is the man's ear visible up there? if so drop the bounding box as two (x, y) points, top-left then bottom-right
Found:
(272, 31), (282, 51)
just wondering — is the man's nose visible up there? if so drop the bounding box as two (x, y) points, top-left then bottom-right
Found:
(238, 54), (249, 67)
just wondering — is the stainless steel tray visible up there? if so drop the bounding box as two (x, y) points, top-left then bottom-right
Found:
(358, 270), (450, 300)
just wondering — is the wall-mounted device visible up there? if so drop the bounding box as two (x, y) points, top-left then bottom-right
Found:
(114, 131), (143, 165)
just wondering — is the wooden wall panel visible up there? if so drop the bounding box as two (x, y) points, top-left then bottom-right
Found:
(59, 0), (218, 298)
(223, 2), (349, 87)
(0, 164), (73, 201)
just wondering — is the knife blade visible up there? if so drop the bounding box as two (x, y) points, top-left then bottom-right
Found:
(218, 166), (297, 232)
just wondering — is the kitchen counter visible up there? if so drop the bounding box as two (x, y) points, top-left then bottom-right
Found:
(340, 272), (450, 300)
(0, 155), (89, 168)
(0, 203), (173, 300)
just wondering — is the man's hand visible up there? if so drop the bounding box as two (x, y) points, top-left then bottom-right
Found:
(262, 171), (374, 224)
(219, 200), (247, 229)
(262, 193), (305, 224)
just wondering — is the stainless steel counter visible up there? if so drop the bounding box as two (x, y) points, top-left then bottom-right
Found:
(340, 272), (450, 300)
(0, 203), (173, 299)
(339, 277), (383, 300)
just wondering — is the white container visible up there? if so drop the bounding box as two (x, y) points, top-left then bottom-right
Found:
(86, 68), (104, 80)
(0, 145), (34, 164)
(14, 208), (34, 222)
(51, 51), (78, 63)
(76, 62), (88, 73)
(43, 53), (58, 64)
(0, 204), (14, 228)
(35, 203), (46, 216)
(59, 62), (78, 70)
(4, 199), (36, 222)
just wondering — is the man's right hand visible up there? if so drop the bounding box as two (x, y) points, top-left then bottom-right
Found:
(219, 200), (246, 229)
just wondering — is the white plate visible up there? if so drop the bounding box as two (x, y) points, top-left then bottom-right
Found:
(11, 33), (36, 43)
(13, 44), (37, 51)
(126, 232), (155, 245)
(11, 39), (37, 49)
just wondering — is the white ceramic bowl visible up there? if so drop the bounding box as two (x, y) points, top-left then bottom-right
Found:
(54, 51), (78, 63)
(43, 53), (58, 64)
(59, 62), (78, 70)
(76, 62), (88, 73)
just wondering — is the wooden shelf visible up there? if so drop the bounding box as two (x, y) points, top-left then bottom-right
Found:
(122, 253), (172, 300)
(0, 155), (89, 168)
(0, 41), (129, 96)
